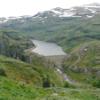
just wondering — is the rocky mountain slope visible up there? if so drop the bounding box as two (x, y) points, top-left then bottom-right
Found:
(0, 3), (100, 45)
(0, 3), (100, 23)
(34, 3), (100, 18)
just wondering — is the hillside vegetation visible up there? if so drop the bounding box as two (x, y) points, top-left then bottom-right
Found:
(0, 55), (64, 87)
(0, 55), (99, 99)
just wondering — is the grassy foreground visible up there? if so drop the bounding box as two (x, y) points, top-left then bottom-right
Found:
(0, 76), (100, 100)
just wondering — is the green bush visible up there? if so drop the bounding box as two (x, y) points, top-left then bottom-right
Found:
(92, 80), (100, 88)
(42, 76), (51, 88)
(64, 82), (70, 88)
(0, 68), (6, 76)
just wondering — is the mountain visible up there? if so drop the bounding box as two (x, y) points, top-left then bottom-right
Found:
(0, 3), (100, 100)
(0, 3), (100, 24)
(0, 3), (100, 23)
(0, 2), (99, 72)
(0, 8), (100, 51)
(34, 3), (100, 18)
(0, 3), (100, 38)
(0, 2), (99, 71)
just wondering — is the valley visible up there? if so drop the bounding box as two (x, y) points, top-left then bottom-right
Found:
(0, 3), (100, 100)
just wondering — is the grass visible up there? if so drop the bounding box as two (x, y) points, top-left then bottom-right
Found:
(0, 55), (99, 100)
(0, 55), (64, 87)
(63, 40), (100, 87)
(0, 77), (99, 100)
(64, 40), (100, 68)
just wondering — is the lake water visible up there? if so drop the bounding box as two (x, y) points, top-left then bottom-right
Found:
(32, 40), (66, 56)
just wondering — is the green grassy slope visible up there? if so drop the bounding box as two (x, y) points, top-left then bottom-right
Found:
(63, 40), (100, 87)
(0, 55), (63, 87)
(0, 77), (100, 100)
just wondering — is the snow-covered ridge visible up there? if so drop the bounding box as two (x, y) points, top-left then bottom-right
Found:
(0, 3), (100, 24)
(0, 15), (32, 24)
(51, 8), (75, 17)
(83, 3), (100, 8)
(34, 3), (100, 18)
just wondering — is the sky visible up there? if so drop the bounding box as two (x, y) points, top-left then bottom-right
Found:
(0, 0), (100, 17)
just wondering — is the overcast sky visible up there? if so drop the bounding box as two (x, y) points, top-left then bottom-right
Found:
(0, 0), (100, 17)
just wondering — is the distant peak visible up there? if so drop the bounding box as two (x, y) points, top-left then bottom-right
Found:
(53, 7), (63, 11)
(87, 3), (100, 6)
(83, 2), (100, 7)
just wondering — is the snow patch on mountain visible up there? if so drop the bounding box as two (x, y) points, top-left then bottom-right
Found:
(51, 9), (75, 17)
(0, 3), (100, 23)
(59, 12), (74, 17)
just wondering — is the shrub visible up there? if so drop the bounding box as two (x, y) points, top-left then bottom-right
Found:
(92, 80), (100, 88)
(64, 81), (70, 88)
(42, 76), (51, 88)
(0, 68), (6, 76)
